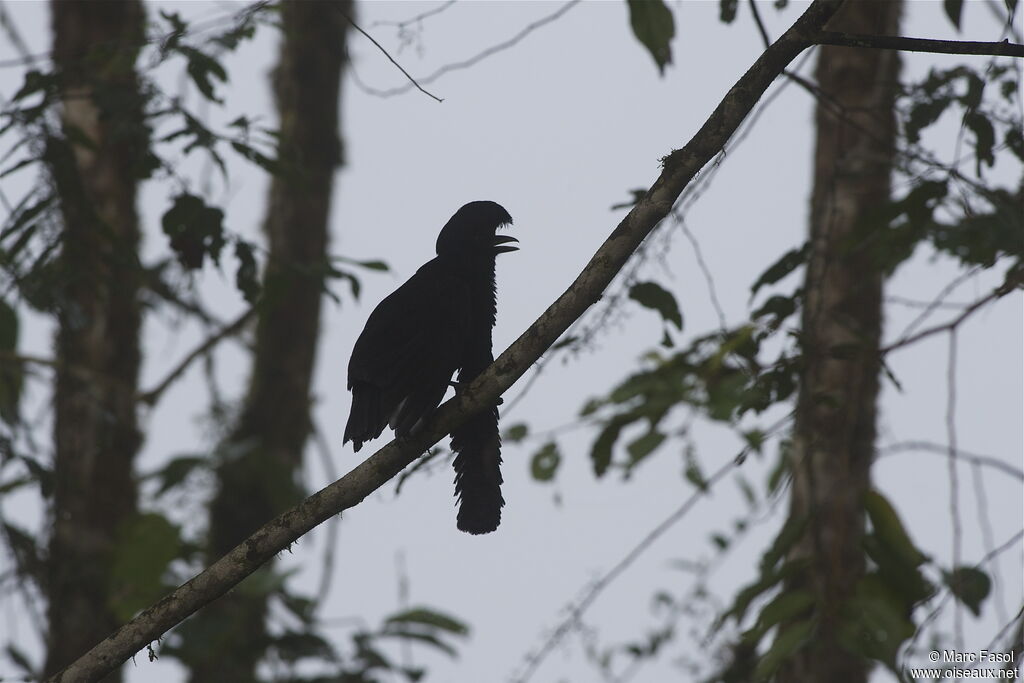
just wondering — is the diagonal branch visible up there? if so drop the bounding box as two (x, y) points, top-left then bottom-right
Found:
(45, 1), (847, 681)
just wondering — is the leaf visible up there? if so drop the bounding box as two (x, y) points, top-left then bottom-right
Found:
(943, 0), (964, 30)
(626, 0), (675, 76)
(626, 429), (665, 465)
(6, 643), (34, 676)
(963, 110), (995, 175)
(378, 630), (458, 658)
(149, 454), (207, 496)
(385, 607), (469, 635)
(272, 631), (335, 663)
(906, 95), (954, 143)
(109, 513), (181, 620)
(754, 618), (814, 679)
(0, 193), (54, 243)
(743, 590), (815, 644)
(750, 244), (809, 296)
(591, 415), (628, 477)
(943, 566), (991, 616)
(230, 140), (281, 175)
(864, 490), (927, 568)
(838, 573), (916, 671)
(503, 423), (529, 443)
(530, 441), (561, 482)
(234, 239), (261, 303)
(684, 447), (708, 492)
(760, 514), (808, 573)
(628, 281), (683, 330)
(161, 193), (226, 270)
(719, 0), (739, 23)
(181, 46), (228, 103)
(333, 255), (389, 272)
(1006, 127), (1023, 163)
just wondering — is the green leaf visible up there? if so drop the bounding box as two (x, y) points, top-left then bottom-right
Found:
(719, 0), (738, 23)
(272, 631), (335, 663)
(906, 95), (954, 143)
(181, 46), (228, 103)
(963, 110), (995, 174)
(943, 0), (964, 30)
(1006, 127), (1023, 163)
(943, 566), (991, 617)
(754, 618), (814, 680)
(864, 490), (927, 568)
(628, 281), (683, 330)
(503, 423), (529, 443)
(683, 449), (708, 492)
(626, 429), (665, 465)
(591, 415), (628, 477)
(761, 514), (808, 573)
(379, 630), (459, 658)
(149, 454), (207, 496)
(234, 239), (261, 303)
(530, 441), (561, 482)
(626, 0), (675, 76)
(5, 643), (34, 676)
(109, 513), (181, 621)
(385, 607), (469, 635)
(743, 590), (815, 644)
(750, 244), (809, 296)
(161, 193), (226, 270)
(838, 573), (916, 671)
(230, 140), (281, 175)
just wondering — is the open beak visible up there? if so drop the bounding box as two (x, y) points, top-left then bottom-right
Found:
(493, 234), (519, 254)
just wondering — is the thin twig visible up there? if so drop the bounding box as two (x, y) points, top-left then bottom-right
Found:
(511, 456), (740, 683)
(137, 308), (255, 405)
(817, 31), (1024, 58)
(369, 0), (456, 29)
(878, 441), (1024, 481)
(881, 271), (1022, 354)
(947, 332), (964, 647)
(352, 1), (580, 99)
(311, 422), (342, 609)
(336, 7), (443, 103)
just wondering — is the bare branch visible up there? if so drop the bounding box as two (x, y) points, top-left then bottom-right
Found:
(511, 456), (738, 683)
(881, 268), (1023, 354)
(817, 31), (1024, 58)
(336, 7), (443, 103)
(879, 441), (1024, 481)
(45, 2), (848, 680)
(353, 1), (581, 98)
(137, 308), (255, 406)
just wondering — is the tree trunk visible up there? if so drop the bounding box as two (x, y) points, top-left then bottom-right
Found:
(44, 1), (148, 679)
(180, 2), (348, 680)
(782, 2), (902, 682)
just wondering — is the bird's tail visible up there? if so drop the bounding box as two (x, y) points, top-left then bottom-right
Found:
(451, 406), (504, 534)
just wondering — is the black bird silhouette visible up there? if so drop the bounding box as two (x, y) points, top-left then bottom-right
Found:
(343, 201), (517, 534)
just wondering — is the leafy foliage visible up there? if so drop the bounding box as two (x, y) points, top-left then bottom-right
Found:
(626, 0), (675, 75)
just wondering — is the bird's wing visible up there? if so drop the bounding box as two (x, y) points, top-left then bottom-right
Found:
(347, 259), (469, 436)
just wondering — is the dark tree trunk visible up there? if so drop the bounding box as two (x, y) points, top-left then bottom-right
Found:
(180, 2), (348, 680)
(782, 2), (902, 682)
(44, 0), (148, 679)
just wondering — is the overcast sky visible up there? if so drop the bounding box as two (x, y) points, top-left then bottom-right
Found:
(1, 1), (1021, 682)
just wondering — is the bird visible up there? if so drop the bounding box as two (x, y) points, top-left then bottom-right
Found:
(343, 201), (517, 534)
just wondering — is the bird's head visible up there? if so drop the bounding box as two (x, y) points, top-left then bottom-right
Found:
(436, 201), (517, 260)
